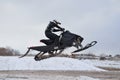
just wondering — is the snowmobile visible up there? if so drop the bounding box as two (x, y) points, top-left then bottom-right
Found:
(19, 29), (97, 61)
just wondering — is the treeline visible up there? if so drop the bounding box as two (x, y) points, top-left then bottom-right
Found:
(0, 47), (20, 56)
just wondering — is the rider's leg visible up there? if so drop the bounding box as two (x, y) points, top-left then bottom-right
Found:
(40, 39), (54, 45)
(45, 32), (59, 45)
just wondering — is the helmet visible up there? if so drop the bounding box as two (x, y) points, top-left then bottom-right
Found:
(53, 20), (61, 25)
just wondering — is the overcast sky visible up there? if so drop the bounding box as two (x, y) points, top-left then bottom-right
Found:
(0, 0), (120, 55)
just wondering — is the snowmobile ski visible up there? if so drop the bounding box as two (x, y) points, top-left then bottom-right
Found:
(72, 41), (97, 53)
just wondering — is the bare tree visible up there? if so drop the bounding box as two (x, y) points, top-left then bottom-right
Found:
(0, 47), (20, 56)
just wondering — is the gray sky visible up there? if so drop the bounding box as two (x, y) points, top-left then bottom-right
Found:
(0, 0), (120, 55)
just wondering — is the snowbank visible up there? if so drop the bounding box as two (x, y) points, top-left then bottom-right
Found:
(0, 57), (104, 71)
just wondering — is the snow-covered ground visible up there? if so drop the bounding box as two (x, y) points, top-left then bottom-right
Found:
(81, 59), (120, 69)
(2, 76), (100, 80)
(0, 56), (120, 80)
(78, 76), (100, 80)
(0, 56), (120, 71)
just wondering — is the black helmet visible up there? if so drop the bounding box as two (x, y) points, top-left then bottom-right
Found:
(53, 20), (61, 25)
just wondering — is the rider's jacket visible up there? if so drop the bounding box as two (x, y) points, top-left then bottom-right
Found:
(45, 21), (62, 33)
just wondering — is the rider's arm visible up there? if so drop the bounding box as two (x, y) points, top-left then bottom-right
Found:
(55, 24), (63, 31)
(52, 29), (62, 32)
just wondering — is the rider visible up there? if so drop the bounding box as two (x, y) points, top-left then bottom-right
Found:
(44, 20), (64, 45)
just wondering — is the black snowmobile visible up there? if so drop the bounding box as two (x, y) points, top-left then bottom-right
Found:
(19, 29), (97, 61)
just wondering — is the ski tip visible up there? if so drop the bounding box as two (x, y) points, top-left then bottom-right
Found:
(19, 56), (24, 58)
(72, 41), (97, 53)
